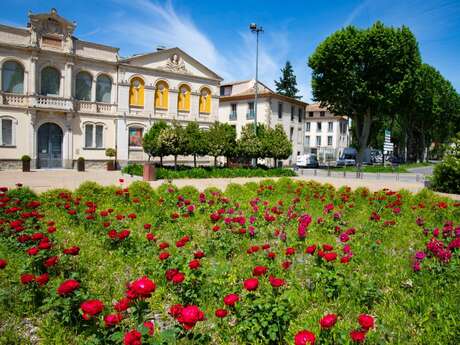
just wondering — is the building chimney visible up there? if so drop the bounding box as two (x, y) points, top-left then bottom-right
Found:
(156, 45), (166, 51)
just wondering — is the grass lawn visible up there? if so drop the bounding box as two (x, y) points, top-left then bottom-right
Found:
(0, 179), (459, 344)
(329, 162), (432, 173)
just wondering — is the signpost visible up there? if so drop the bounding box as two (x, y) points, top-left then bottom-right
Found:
(383, 129), (393, 165)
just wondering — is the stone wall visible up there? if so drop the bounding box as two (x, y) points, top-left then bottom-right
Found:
(0, 159), (22, 170)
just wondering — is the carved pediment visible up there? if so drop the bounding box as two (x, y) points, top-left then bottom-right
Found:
(159, 53), (188, 74)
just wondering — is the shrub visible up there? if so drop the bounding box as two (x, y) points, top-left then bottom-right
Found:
(105, 148), (116, 158)
(431, 133), (460, 194)
(21, 155), (31, 161)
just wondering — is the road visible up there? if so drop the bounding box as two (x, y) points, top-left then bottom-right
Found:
(407, 165), (434, 175)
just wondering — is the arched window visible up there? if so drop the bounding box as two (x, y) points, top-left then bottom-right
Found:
(129, 77), (144, 107)
(41, 66), (60, 96)
(75, 71), (92, 101)
(2, 61), (24, 94)
(177, 84), (191, 112)
(96, 74), (112, 103)
(155, 81), (169, 110)
(199, 87), (211, 113)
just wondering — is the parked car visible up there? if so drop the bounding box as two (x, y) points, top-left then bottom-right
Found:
(296, 154), (319, 168)
(336, 147), (357, 167)
(386, 155), (404, 164)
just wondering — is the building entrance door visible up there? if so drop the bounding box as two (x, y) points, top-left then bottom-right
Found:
(37, 123), (63, 168)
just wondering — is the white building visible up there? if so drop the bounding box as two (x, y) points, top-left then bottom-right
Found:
(304, 103), (350, 162)
(0, 9), (221, 169)
(219, 80), (307, 166)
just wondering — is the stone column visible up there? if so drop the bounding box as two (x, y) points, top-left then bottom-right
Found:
(64, 62), (74, 98)
(28, 111), (37, 168)
(116, 118), (129, 167)
(91, 78), (97, 102)
(29, 56), (38, 95)
(63, 113), (74, 169)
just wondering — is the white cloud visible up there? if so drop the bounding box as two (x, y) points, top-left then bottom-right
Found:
(103, 0), (311, 99)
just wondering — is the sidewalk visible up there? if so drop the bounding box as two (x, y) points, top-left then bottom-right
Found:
(0, 169), (458, 200)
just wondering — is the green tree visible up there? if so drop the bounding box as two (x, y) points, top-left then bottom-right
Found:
(206, 122), (236, 166)
(237, 124), (263, 161)
(274, 61), (301, 99)
(308, 21), (421, 163)
(266, 124), (292, 167)
(431, 132), (460, 194)
(184, 122), (207, 167)
(142, 120), (169, 166)
(157, 122), (186, 168)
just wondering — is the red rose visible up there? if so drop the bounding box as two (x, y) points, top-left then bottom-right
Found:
(130, 276), (156, 298)
(243, 278), (259, 291)
(159, 242), (169, 249)
(269, 275), (285, 288)
(57, 279), (80, 296)
(223, 293), (239, 306)
(252, 265), (268, 276)
(44, 255), (59, 268)
(144, 320), (155, 336)
(36, 273), (49, 286)
(0, 259), (7, 269)
(81, 299), (104, 318)
(215, 308), (228, 318)
(286, 247), (296, 256)
(358, 314), (374, 329)
(169, 304), (183, 317)
(177, 305), (205, 330)
(194, 250), (205, 259)
(172, 272), (185, 284)
(104, 313), (123, 327)
(124, 329), (141, 345)
(114, 297), (131, 312)
(118, 229), (130, 240)
(323, 244), (334, 251)
(324, 252), (337, 262)
(63, 246), (80, 255)
(108, 230), (118, 239)
(350, 330), (366, 343)
(319, 313), (337, 329)
(282, 260), (292, 270)
(166, 268), (179, 281)
(159, 252), (170, 260)
(305, 244), (317, 255)
(189, 259), (200, 270)
(27, 247), (39, 256)
(146, 233), (156, 241)
(294, 330), (316, 345)
(20, 273), (35, 284)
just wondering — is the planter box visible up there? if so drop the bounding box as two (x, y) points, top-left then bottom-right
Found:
(77, 160), (85, 172)
(143, 164), (156, 181)
(22, 160), (30, 172)
(107, 161), (116, 171)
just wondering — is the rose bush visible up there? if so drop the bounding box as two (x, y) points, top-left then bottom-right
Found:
(0, 179), (459, 344)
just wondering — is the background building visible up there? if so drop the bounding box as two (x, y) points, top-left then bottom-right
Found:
(0, 9), (221, 169)
(304, 102), (350, 163)
(219, 80), (307, 166)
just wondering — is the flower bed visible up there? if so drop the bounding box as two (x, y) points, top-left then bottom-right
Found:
(122, 164), (296, 179)
(0, 179), (459, 344)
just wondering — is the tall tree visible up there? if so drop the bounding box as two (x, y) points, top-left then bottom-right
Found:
(265, 124), (292, 167)
(142, 120), (168, 166)
(206, 122), (236, 166)
(274, 61), (301, 99)
(184, 122), (207, 167)
(157, 122), (186, 168)
(308, 21), (421, 163)
(237, 124), (263, 161)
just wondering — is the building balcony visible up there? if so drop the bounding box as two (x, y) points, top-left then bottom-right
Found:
(75, 100), (116, 114)
(246, 110), (255, 120)
(33, 95), (73, 111)
(0, 92), (28, 107)
(229, 112), (237, 121)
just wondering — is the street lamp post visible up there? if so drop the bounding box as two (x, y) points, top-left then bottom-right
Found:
(249, 23), (263, 134)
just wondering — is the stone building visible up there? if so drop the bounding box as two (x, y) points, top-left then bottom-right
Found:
(304, 102), (350, 162)
(0, 9), (221, 169)
(218, 80), (307, 166)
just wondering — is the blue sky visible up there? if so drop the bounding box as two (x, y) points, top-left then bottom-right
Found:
(2, 0), (459, 101)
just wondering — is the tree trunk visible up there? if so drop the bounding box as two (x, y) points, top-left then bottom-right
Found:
(356, 111), (372, 165)
(193, 154), (197, 168)
(420, 131), (426, 162)
(174, 155), (177, 169)
(160, 156), (163, 166)
(214, 156), (217, 167)
(274, 158), (277, 168)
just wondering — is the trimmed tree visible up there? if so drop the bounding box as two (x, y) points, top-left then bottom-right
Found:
(275, 61), (301, 99)
(142, 120), (169, 166)
(308, 21), (421, 164)
(184, 122), (207, 167)
(206, 122), (236, 166)
(237, 124), (263, 162)
(266, 124), (292, 167)
(157, 123), (186, 168)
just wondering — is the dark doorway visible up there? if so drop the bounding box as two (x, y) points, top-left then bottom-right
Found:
(37, 123), (63, 168)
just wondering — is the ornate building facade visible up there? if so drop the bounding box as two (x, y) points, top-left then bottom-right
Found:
(0, 9), (221, 169)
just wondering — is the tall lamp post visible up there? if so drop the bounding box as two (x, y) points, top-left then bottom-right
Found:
(249, 23), (263, 134)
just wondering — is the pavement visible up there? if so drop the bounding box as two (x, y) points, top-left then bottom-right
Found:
(1, 169), (459, 200)
(407, 165), (434, 175)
